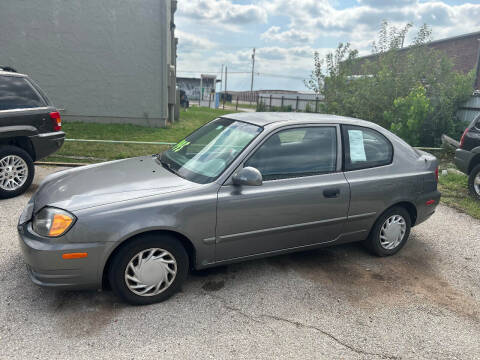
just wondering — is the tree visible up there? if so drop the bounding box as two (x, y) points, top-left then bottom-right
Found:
(305, 21), (474, 146)
(384, 85), (431, 146)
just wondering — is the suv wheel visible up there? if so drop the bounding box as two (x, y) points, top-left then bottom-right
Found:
(108, 234), (189, 305)
(365, 206), (412, 256)
(468, 164), (480, 200)
(0, 146), (35, 199)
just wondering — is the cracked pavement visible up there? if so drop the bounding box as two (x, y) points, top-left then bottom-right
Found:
(1, 166), (479, 359)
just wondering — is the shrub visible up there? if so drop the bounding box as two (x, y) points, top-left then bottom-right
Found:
(305, 21), (474, 146)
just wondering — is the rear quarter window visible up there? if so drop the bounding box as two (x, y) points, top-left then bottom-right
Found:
(0, 76), (45, 110)
(343, 125), (393, 171)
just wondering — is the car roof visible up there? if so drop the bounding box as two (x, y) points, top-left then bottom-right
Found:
(222, 112), (376, 128)
(0, 70), (27, 77)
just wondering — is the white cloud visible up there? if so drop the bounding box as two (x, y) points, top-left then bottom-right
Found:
(176, 0), (480, 91)
(178, 0), (268, 24)
(262, 0), (480, 47)
(261, 26), (315, 44)
(176, 30), (216, 51)
(357, 0), (416, 8)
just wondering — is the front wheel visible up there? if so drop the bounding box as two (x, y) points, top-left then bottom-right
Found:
(108, 234), (189, 305)
(0, 146), (35, 199)
(468, 164), (480, 200)
(365, 206), (412, 256)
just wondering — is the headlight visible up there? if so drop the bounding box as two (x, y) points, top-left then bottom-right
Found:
(32, 207), (76, 237)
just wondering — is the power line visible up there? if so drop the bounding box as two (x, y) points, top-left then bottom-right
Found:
(258, 72), (306, 80)
(177, 71), (306, 80)
(177, 70), (251, 74)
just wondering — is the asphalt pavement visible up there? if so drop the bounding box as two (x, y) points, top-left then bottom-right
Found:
(0, 166), (479, 359)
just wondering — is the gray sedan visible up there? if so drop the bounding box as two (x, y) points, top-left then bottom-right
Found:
(18, 113), (440, 305)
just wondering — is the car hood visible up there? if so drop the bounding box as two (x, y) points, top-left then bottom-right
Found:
(33, 156), (198, 212)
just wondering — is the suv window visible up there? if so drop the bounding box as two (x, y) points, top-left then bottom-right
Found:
(343, 125), (393, 171)
(245, 126), (337, 181)
(0, 76), (44, 110)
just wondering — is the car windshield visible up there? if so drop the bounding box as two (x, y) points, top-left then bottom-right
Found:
(160, 118), (262, 184)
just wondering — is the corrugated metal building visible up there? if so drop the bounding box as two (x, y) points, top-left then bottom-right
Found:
(0, 0), (178, 127)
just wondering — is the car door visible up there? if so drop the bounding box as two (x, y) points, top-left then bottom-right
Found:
(341, 125), (417, 239)
(215, 124), (350, 261)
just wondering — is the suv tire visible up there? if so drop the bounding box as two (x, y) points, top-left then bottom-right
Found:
(468, 164), (480, 200)
(0, 145), (35, 199)
(108, 234), (189, 305)
(365, 206), (412, 257)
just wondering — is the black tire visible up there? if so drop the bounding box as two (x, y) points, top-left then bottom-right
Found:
(108, 234), (189, 305)
(364, 206), (412, 257)
(468, 164), (480, 200)
(0, 145), (35, 199)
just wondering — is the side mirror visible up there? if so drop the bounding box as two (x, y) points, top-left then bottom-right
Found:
(232, 167), (263, 186)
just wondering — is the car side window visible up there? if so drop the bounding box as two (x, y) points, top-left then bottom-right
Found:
(342, 125), (393, 171)
(0, 76), (44, 110)
(245, 126), (337, 181)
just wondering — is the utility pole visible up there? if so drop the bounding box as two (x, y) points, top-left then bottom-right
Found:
(225, 66), (228, 93)
(219, 64), (224, 93)
(250, 48), (256, 92)
(223, 66), (228, 109)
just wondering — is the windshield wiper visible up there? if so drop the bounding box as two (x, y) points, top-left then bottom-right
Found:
(159, 159), (177, 175)
(153, 154), (177, 175)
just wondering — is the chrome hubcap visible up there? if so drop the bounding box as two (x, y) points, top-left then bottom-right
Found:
(125, 248), (177, 297)
(0, 155), (28, 191)
(379, 215), (406, 250)
(474, 173), (480, 195)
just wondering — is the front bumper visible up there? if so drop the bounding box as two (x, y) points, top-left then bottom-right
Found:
(18, 222), (106, 290)
(454, 148), (473, 175)
(29, 131), (65, 161)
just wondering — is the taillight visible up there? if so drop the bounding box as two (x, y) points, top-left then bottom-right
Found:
(50, 111), (62, 131)
(459, 128), (468, 148)
(435, 167), (439, 182)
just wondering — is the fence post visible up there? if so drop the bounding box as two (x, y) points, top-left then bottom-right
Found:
(315, 97), (319, 113)
(256, 94), (259, 109)
(208, 93), (211, 109)
(296, 96), (299, 112)
(236, 97), (239, 111)
(269, 95), (272, 111)
(281, 96), (284, 109)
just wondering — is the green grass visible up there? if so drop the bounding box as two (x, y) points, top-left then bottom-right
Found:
(438, 172), (480, 220)
(43, 107), (236, 163)
(224, 102), (257, 110)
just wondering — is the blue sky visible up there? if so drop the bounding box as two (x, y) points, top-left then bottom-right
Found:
(176, 0), (480, 92)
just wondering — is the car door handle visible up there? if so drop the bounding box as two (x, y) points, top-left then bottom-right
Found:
(323, 188), (340, 198)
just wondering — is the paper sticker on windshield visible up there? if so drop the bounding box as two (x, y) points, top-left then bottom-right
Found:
(348, 130), (366, 162)
(171, 139), (190, 152)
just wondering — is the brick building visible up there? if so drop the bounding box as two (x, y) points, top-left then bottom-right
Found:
(353, 31), (480, 90)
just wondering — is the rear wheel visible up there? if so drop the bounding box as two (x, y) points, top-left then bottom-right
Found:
(365, 206), (411, 256)
(468, 164), (480, 200)
(108, 234), (189, 305)
(0, 146), (35, 199)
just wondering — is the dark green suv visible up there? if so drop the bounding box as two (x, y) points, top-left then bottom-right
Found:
(0, 68), (64, 199)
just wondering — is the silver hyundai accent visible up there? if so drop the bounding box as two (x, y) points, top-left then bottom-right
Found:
(18, 113), (440, 305)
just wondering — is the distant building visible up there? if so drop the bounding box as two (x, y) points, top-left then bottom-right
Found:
(352, 30), (480, 90)
(0, 0), (178, 127)
(177, 75), (220, 101)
